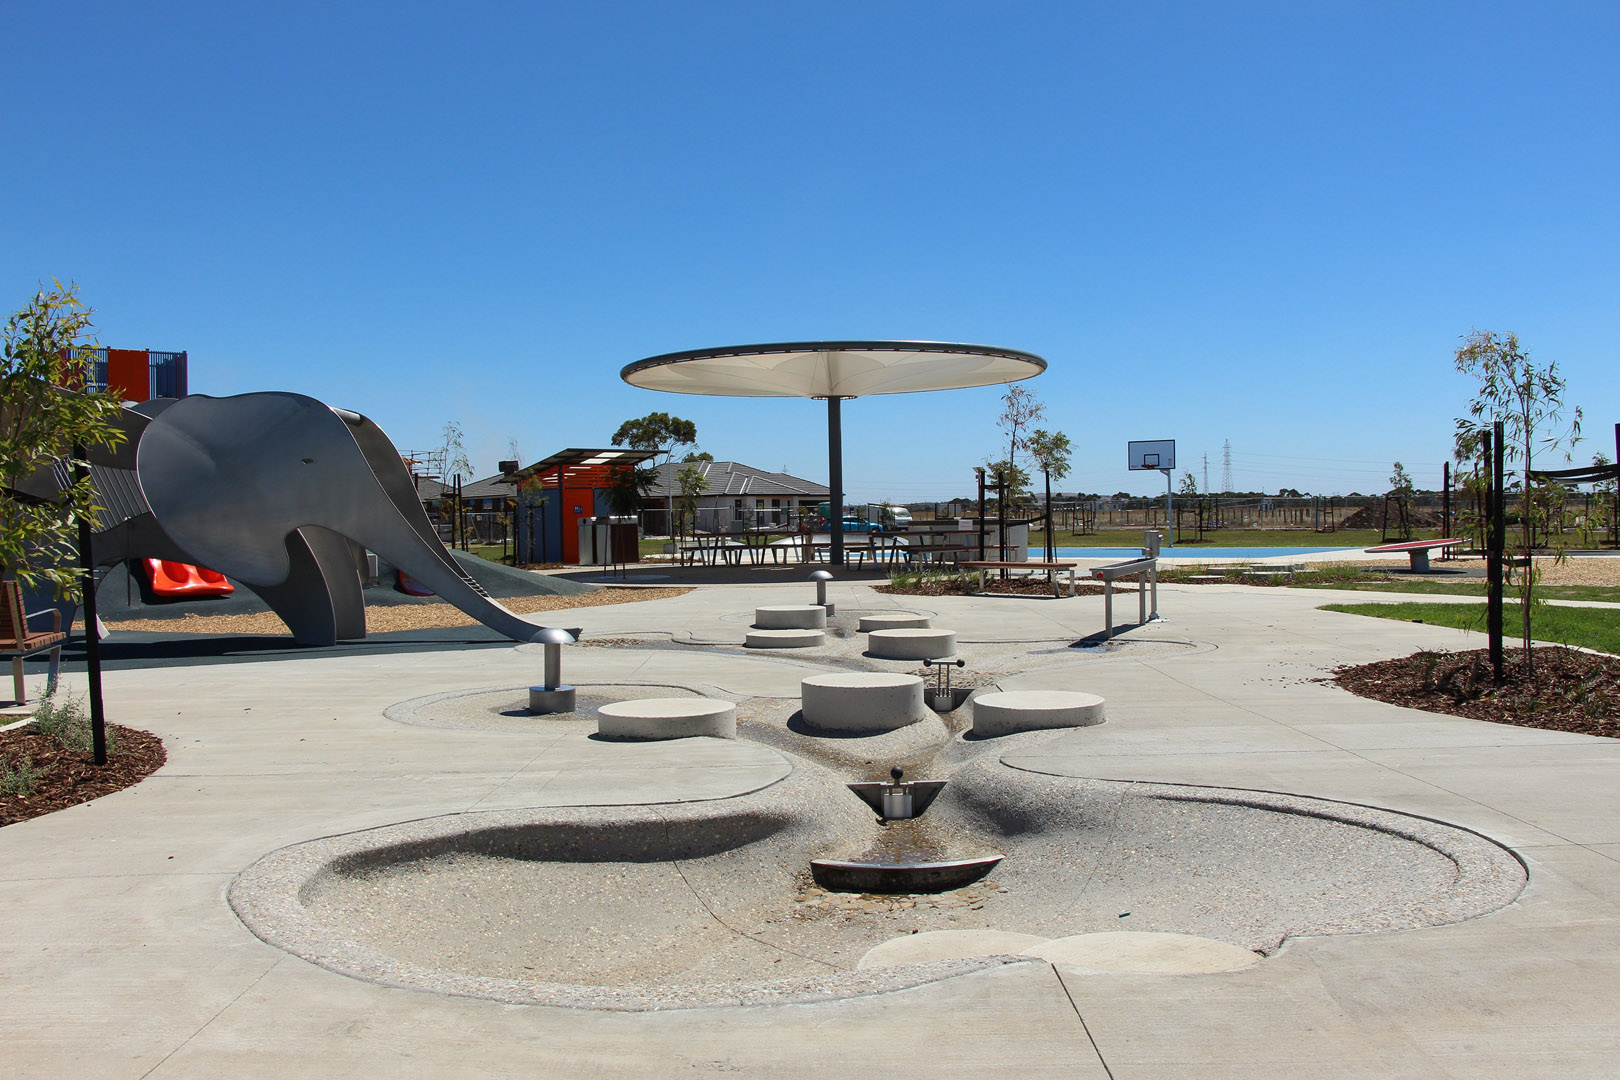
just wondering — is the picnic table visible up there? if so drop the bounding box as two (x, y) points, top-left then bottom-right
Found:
(1363, 537), (1466, 572)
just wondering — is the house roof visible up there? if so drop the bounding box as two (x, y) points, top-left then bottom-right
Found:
(646, 460), (828, 499)
(459, 473), (516, 501)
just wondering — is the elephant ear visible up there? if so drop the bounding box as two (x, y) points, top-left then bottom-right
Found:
(135, 392), (383, 587)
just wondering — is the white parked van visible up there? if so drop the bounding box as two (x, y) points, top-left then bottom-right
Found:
(878, 505), (912, 529)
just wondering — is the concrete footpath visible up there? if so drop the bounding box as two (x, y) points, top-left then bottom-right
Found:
(2, 576), (1618, 1077)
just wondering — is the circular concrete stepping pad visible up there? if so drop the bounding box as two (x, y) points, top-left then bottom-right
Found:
(596, 697), (736, 740)
(972, 690), (1105, 737)
(858, 613), (931, 632)
(744, 628), (825, 648)
(1022, 932), (1260, 974)
(866, 628), (956, 661)
(859, 930), (1051, 970)
(754, 604), (827, 629)
(801, 672), (926, 732)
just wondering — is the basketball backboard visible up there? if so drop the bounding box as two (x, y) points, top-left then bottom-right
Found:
(1128, 440), (1175, 471)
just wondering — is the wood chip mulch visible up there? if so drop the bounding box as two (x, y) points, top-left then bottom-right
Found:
(0, 723), (167, 827)
(106, 587), (693, 636)
(1331, 646), (1620, 739)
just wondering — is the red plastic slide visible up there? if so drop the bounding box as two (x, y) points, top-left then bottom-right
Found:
(141, 559), (235, 598)
(396, 570), (435, 596)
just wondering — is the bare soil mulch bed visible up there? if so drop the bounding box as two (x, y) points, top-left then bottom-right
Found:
(1332, 646), (1620, 739)
(1, 722), (167, 827)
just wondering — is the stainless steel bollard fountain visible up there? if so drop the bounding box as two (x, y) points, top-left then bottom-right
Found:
(810, 569), (834, 616)
(528, 626), (580, 714)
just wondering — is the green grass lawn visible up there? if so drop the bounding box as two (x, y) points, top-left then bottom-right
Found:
(1319, 600), (1620, 655)
(1299, 580), (1620, 604)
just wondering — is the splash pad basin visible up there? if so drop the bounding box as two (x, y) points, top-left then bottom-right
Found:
(229, 739), (1526, 1011)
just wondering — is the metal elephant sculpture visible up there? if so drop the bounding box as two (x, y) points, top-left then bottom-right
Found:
(79, 391), (566, 647)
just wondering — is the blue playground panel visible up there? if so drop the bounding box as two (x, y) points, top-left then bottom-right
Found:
(1054, 546), (1357, 559)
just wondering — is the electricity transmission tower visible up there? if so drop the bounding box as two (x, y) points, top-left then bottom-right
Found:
(1221, 440), (1233, 493)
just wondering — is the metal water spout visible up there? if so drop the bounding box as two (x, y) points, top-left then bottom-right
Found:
(848, 766), (947, 822)
(922, 656), (965, 712)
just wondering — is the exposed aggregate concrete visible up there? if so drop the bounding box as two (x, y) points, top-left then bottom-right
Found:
(230, 704), (1526, 1011)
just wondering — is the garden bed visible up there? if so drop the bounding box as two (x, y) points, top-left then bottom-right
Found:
(1331, 646), (1620, 739)
(1, 718), (166, 827)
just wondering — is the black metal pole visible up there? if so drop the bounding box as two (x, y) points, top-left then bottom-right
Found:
(72, 447), (107, 766)
(1043, 467), (1053, 562)
(1442, 461), (1451, 550)
(975, 468), (986, 561)
(827, 396), (845, 567)
(1486, 425), (1504, 679)
(997, 472), (1008, 573)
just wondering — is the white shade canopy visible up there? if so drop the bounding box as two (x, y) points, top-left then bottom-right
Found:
(621, 340), (1045, 399)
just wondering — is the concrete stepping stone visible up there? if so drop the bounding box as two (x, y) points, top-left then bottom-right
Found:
(866, 628), (956, 661)
(745, 628), (824, 648)
(754, 604), (827, 629)
(596, 697), (736, 740)
(971, 690), (1105, 737)
(858, 929), (1049, 970)
(800, 672), (926, 732)
(1023, 932), (1260, 974)
(858, 613), (932, 632)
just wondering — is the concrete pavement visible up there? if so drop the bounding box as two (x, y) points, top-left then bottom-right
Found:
(3, 574), (1618, 1077)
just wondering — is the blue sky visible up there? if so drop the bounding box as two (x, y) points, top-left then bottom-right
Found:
(5, 2), (1616, 502)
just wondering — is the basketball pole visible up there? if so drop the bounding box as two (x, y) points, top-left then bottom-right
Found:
(1163, 467), (1173, 548)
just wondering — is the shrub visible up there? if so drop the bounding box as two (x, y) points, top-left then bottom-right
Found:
(32, 693), (117, 754)
(0, 753), (41, 797)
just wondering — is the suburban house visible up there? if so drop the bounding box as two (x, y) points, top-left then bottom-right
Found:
(644, 460), (829, 535)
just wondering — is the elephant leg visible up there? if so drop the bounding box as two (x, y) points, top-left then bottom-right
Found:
(246, 528), (365, 646)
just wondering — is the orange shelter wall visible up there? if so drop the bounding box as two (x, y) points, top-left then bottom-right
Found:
(560, 486), (594, 562)
(106, 349), (150, 402)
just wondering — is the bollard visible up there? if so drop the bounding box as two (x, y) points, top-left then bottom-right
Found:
(810, 569), (834, 617)
(528, 626), (579, 714)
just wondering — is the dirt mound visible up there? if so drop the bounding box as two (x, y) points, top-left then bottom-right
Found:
(1338, 503), (1440, 532)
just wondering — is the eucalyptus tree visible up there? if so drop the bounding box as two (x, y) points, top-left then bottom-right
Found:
(1027, 428), (1072, 560)
(1, 284), (126, 594)
(1454, 329), (1582, 670)
(613, 411), (697, 536)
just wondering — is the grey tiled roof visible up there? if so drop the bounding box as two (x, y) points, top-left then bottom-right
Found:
(645, 461), (827, 499)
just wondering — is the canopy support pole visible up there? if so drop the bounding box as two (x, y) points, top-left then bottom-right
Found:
(827, 396), (845, 567)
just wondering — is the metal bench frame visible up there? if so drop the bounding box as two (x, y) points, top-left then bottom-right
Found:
(1089, 557), (1159, 639)
(2, 580), (66, 705)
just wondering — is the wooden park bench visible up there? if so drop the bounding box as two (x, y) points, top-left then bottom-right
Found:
(959, 560), (1079, 598)
(2, 579), (66, 706)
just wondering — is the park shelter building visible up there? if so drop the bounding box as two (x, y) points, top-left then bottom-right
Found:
(509, 448), (658, 564)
